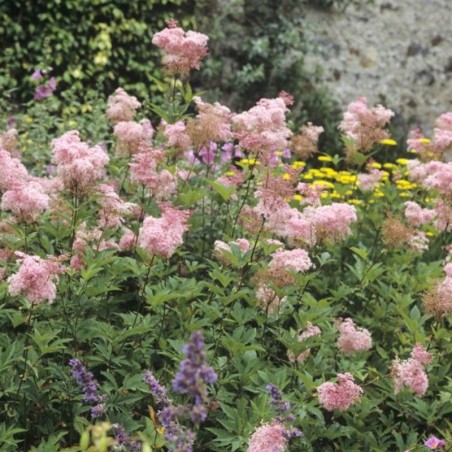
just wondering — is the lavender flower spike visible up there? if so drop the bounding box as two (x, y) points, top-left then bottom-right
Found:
(69, 358), (100, 403)
(172, 331), (217, 404)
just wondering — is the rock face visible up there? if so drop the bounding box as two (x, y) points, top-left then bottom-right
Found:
(304, 0), (452, 133)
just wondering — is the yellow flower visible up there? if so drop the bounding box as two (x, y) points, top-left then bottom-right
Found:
(348, 199), (364, 205)
(293, 194), (303, 201)
(318, 155), (333, 162)
(320, 192), (329, 199)
(379, 138), (397, 146)
(283, 173), (291, 180)
(25, 116), (33, 124)
(331, 191), (341, 199)
(419, 138), (431, 144)
(399, 191), (410, 198)
(312, 180), (335, 189)
(395, 158), (409, 165)
(369, 162), (382, 169)
(383, 163), (396, 170)
(374, 190), (385, 197)
(292, 161), (306, 169)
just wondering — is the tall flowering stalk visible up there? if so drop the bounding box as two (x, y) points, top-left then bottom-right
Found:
(68, 359), (107, 419)
(144, 331), (217, 452)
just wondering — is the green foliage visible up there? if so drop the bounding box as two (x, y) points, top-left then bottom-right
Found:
(0, 0), (194, 106)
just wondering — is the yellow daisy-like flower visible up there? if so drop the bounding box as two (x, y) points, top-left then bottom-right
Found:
(348, 199), (364, 206)
(379, 138), (397, 146)
(318, 155), (333, 162)
(383, 163), (396, 170)
(419, 138), (431, 144)
(311, 180), (335, 189)
(369, 162), (382, 169)
(395, 158), (409, 165)
(293, 194), (303, 201)
(399, 191), (411, 198)
(292, 161), (306, 169)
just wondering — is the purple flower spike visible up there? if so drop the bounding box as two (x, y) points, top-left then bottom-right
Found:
(68, 358), (100, 404)
(172, 331), (217, 404)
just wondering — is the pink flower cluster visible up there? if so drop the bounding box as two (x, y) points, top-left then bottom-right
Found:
(291, 122), (324, 159)
(8, 252), (65, 304)
(232, 94), (293, 161)
(288, 322), (321, 363)
(96, 184), (136, 229)
(391, 344), (432, 397)
(163, 121), (192, 153)
(339, 97), (394, 152)
(1, 181), (50, 223)
(336, 318), (372, 356)
(268, 248), (313, 274)
(404, 201), (436, 227)
(152, 21), (209, 76)
(303, 203), (358, 244)
(129, 149), (176, 199)
(138, 203), (190, 259)
(433, 112), (452, 155)
(0, 149), (28, 192)
(317, 373), (363, 412)
(113, 119), (154, 157)
(358, 169), (384, 191)
(425, 436), (446, 450)
(106, 87), (141, 125)
(51, 131), (109, 194)
(247, 420), (288, 452)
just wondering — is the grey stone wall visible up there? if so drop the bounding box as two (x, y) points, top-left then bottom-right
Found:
(303, 0), (452, 133)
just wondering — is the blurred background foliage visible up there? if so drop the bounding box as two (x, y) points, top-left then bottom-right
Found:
(0, 0), (362, 150)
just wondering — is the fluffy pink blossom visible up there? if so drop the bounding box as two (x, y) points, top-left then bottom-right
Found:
(129, 150), (177, 199)
(106, 87), (141, 124)
(288, 322), (321, 363)
(51, 131), (109, 194)
(358, 169), (384, 191)
(247, 420), (288, 452)
(216, 167), (245, 187)
(407, 128), (433, 159)
(317, 373), (363, 412)
(118, 228), (137, 252)
(291, 122), (324, 159)
(391, 357), (428, 397)
(113, 119), (154, 156)
(404, 201), (436, 226)
(8, 252), (64, 304)
(408, 231), (429, 253)
(163, 121), (192, 152)
(339, 97), (394, 153)
(192, 96), (233, 143)
(138, 203), (190, 258)
(152, 21), (208, 76)
(96, 183), (136, 229)
(232, 95), (292, 161)
(1, 181), (50, 222)
(0, 149), (28, 192)
(303, 203), (357, 244)
(410, 344), (432, 366)
(423, 161), (452, 197)
(268, 248), (313, 274)
(296, 183), (323, 206)
(432, 112), (452, 155)
(336, 318), (372, 356)
(433, 199), (452, 232)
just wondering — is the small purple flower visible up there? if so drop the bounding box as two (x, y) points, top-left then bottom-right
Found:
(69, 358), (100, 404)
(143, 371), (170, 406)
(266, 384), (292, 414)
(113, 424), (141, 452)
(425, 436), (446, 449)
(199, 142), (217, 165)
(282, 148), (292, 159)
(31, 69), (43, 80)
(33, 76), (57, 101)
(172, 331), (217, 405)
